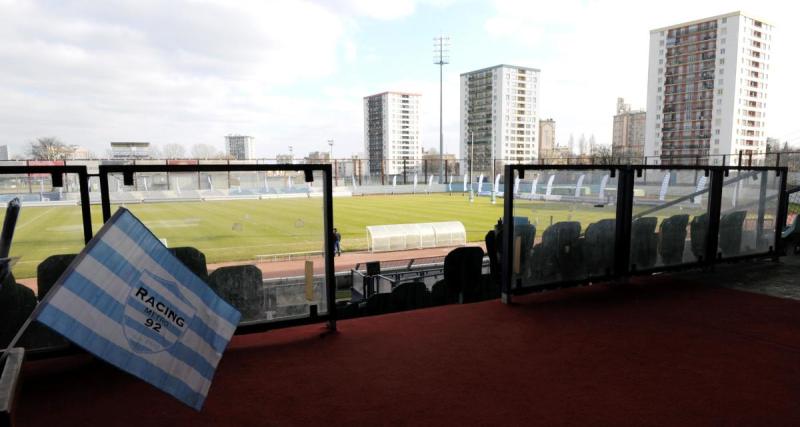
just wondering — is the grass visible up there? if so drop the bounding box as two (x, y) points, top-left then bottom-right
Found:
(0, 193), (753, 279)
(4, 194), (506, 278)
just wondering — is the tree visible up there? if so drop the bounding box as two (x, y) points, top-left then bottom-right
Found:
(590, 145), (614, 165)
(578, 134), (587, 156)
(190, 144), (221, 160)
(27, 137), (74, 160)
(161, 143), (186, 159)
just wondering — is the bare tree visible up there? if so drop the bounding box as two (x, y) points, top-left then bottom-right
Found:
(590, 145), (614, 165)
(161, 143), (186, 159)
(27, 137), (75, 160)
(190, 144), (221, 160)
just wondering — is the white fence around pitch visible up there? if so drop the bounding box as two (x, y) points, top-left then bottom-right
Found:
(366, 221), (467, 253)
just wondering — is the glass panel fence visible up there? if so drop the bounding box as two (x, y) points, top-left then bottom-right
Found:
(511, 168), (619, 290)
(631, 169), (710, 269)
(718, 169), (782, 258)
(104, 169), (329, 326)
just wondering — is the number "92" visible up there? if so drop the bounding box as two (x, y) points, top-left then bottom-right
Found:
(145, 318), (162, 332)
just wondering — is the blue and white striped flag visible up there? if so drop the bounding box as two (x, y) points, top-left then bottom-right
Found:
(34, 208), (241, 410)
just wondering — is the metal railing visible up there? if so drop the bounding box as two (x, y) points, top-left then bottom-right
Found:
(96, 162), (338, 334)
(500, 164), (789, 303)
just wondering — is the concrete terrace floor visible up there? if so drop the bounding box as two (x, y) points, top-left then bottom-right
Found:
(680, 254), (800, 301)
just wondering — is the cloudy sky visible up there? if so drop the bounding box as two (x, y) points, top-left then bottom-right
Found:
(1, 0), (798, 158)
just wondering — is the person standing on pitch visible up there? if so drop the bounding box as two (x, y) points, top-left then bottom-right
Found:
(333, 228), (342, 256)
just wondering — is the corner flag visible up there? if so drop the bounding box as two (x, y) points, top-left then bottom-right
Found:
(33, 208), (241, 410)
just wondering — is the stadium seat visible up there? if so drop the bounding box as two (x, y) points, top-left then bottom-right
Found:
(690, 213), (709, 260)
(583, 219), (616, 276)
(365, 292), (393, 315)
(515, 223), (537, 279)
(390, 282), (431, 312)
(36, 254), (77, 300)
(658, 214), (690, 265)
(529, 221), (582, 283)
(168, 247), (209, 282)
(485, 230), (499, 287)
(336, 301), (362, 319)
(208, 265), (264, 322)
(782, 214), (800, 255)
(442, 246), (485, 303)
(430, 279), (455, 306)
(719, 211), (747, 256)
(630, 217), (658, 270)
(0, 273), (37, 348)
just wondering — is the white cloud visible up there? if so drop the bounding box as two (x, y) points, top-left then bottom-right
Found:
(0, 0), (348, 155)
(485, 0), (800, 146)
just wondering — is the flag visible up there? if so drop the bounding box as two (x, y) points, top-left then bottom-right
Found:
(34, 208), (241, 410)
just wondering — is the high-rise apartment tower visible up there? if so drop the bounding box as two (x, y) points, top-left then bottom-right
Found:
(460, 65), (540, 174)
(645, 11), (773, 165)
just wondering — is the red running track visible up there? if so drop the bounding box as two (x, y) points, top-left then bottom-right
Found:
(17, 276), (800, 426)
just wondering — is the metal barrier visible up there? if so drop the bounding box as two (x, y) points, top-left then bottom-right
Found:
(500, 164), (789, 303)
(0, 165), (93, 244)
(97, 163), (337, 333)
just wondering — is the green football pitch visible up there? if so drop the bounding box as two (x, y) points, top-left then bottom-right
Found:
(4, 193), (692, 279)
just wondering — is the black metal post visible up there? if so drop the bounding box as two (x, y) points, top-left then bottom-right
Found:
(705, 169), (724, 265)
(613, 166), (634, 276)
(78, 169), (93, 243)
(100, 169), (112, 222)
(774, 168), (789, 257)
(755, 170), (768, 248)
(501, 165), (515, 304)
(322, 164), (337, 331)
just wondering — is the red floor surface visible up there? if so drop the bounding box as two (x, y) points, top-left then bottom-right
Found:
(16, 277), (800, 426)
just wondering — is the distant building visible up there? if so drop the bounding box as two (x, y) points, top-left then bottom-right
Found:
(69, 146), (95, 160)
(363, 91), (422, 175)
(645, 11), (773, 165)
(276, 154), (293, 164)
(305, 151), (330, 164)
(421, 150), (458, 177)
(612, 98), (646, 158)
(460, 64), (540, 174)
(538, 119), (556, 159)
(225, 135), (255, 160)
(0, 145), (7, 161)
(110, 142), (150, 160)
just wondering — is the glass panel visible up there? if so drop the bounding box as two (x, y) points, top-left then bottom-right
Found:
(718, 169), (781, 257)
(631, 169), (709, 269)
(0, 172), (95, 283)
(511, 168), (619, 290)
(106, 169), (328, 325)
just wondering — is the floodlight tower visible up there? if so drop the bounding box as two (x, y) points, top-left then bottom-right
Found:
(469, 129), (474, 203)
(433, 36), (450, 183)
(327, 139), (334, 162)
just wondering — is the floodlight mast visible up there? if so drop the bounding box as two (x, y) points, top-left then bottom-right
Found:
(433, 36), (449, 183)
